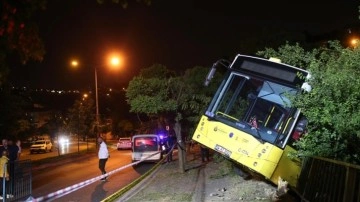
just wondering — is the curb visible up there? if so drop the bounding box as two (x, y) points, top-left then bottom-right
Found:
(192, 165), (205, 202)
(112, 160), (168, 201)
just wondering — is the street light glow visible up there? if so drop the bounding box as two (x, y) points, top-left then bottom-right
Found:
(107, 52), (124, 70)
(71, 60), (79, 68)
(350, 37), (359, 47)
(111, 57), (120, 66)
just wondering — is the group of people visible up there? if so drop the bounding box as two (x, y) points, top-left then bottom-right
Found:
(96, 127), (211, 183)
(0, 138), (22, 199)
(96, 126), (179, 182)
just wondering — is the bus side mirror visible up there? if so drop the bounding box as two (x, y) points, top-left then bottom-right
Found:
(204, 59), (230, 86)
(204, 67), (217, 86)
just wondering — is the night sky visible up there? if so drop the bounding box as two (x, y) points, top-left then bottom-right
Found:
(8, 0), (360, 90)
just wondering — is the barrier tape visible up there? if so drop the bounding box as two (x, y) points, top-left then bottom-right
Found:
(102, 145), (175, 202)
(28, 149), (169, 202)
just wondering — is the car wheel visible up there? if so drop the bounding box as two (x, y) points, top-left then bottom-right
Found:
(49, 147), (52, 152)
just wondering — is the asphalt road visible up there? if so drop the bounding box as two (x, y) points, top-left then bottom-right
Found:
(28, 141), (155, 202)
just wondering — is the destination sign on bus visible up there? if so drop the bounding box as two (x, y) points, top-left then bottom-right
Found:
(231, 56), (308, 84)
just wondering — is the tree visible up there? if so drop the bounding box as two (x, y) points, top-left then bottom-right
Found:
(0, 85), (32, 139)
(126, 64), (177, 122)
(66, 97), (96, 140)
(126, 63), (223, 171)
(126, 64), (221, 136)
(257, 41), (360, 164)
(0, 0), (46, 86)
(174, 66), (223, 140)
(116, 119), (134, 137)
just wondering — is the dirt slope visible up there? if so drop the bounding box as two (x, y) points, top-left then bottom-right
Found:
(121, 145), (295, 202)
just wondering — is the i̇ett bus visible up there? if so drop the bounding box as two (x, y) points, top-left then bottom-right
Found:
(192, 54), (311, 187)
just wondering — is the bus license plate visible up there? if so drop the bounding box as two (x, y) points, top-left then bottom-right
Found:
(214, 144), (231, 157)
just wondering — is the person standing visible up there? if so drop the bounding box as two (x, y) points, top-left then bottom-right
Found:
(166, 128), (176, 162)
(16, 140), (21, 160)
(0, 150), (9, 200)
(200, 144), (210, 163)
(7, 139), (19, 162)
(97, 137), (109, 181)
(6, 138), (18, 198)
(0, 139), (9, 157)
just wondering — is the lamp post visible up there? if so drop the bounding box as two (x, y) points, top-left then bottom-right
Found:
(94, 67), (100, 138)
(71, 54), (123, 140)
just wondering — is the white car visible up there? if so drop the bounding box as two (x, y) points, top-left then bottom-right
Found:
(30, 140), (53, 153)
(117, 137), (132, 150)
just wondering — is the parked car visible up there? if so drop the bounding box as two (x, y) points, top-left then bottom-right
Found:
(117, 137), (132, 150)
(30, 140), (53, 153)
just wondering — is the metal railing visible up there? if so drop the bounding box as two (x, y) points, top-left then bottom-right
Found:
(1, 160), (32, 202)
(297, 156), (360, 202)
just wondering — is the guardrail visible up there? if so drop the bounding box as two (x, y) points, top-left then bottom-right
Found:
(297, 156), (360, 202)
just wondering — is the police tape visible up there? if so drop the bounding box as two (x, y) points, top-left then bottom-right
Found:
(29, 151), (166, 202)
(102, 147), (175, 202)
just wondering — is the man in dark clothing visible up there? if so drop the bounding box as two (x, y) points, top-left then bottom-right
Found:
(7, 139), (19, 162)
(200, 144), (210, 163)
(166, 129), (176, 162)
(0, 138), (18, 160)
(0, 139), (9, 157)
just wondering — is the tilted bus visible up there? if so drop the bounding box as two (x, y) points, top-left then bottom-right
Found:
(192, 54), (311, 188)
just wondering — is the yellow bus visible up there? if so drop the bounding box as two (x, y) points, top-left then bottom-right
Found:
(192, 54), (310, 187)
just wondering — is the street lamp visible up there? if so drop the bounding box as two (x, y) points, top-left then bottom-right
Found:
(70, 55), (123, 138)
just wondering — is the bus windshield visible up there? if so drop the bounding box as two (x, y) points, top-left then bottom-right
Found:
(207, 72), (299, 145)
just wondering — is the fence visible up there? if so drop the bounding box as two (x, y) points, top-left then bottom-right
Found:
(297, 156), (360, 202)
(1, 160), (32, 201)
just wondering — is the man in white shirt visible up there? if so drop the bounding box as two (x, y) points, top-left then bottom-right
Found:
(97, 137), (109, 181)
